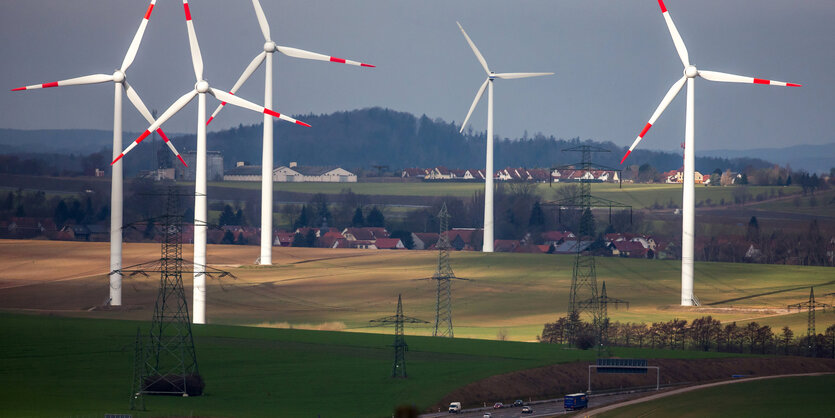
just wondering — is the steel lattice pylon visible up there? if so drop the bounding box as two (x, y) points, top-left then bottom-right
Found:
(547, 145), (630, 348)
(125, 187), (207, 405)
(788, 287), (831, 357)
(595, 281), (629, 351)
(369, 294), (427, 378)
(431, 203), (465, 338)
(146, 187), (200, 396)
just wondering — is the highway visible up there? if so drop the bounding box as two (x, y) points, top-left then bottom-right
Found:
(420, 391), (651, 418)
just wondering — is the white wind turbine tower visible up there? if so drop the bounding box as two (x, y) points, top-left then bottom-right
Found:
(621, 0), (800, 306)
(113, 0), (310, 324)
(206, 0), (374, 266)
(12, 0), (186, 307)
(456, 22), (552, 253)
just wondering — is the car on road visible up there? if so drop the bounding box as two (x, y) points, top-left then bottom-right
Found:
(513, 399), (524, 407)
(448, 402), (461, 413)
(482, 413), (491, 418)
(493, 402), (504, 409)
(521, 406), (533, 414)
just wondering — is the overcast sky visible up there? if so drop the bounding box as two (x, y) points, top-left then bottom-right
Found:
(1, 0), (833, 152)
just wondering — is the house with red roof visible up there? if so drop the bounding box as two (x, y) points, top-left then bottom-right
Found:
(493, 239), (520, 252)
(274, 231), (295, 247)
(374, 238), (405, 249)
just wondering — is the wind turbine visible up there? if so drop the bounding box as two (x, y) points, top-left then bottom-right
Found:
(621, 0), (800, 306)
(113, 0), (310, 324)
(11, 0), (186, 307)
(206, 0), (374, 266)
(456, 22), (552, 253)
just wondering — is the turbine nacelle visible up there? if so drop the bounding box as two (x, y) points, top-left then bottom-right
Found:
(264, 40), (276, 53)
(112, 70), (126, 84)
(685, 65), (698, 78)
(196, 80), (209, 93)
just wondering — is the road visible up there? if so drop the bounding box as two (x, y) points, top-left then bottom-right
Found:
(422, 373), (834, 417)
(420, 391), (655, 418)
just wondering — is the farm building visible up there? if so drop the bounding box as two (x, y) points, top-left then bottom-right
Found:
(225, 161), (356, 183)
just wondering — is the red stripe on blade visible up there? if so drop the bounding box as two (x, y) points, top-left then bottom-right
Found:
(639, 123), (652, 138)
(42, 82), (59, 88)
(264, 109), (281, 118)
(177, 155), (188, 167)
(11, 87), (25, 91)
(620, 150), (632, 165)
(156, 128), (170, 143)
(206, 116), (214, 126)
(787, 83), (802, 87)
(658, 0), (667, 13)
(361, 63), (375, 68)
(753, 78), (770, 85)
(111, 154), (125, 165)
(330, 57), (347, 64)
(295, 121), (311, 128)
(144, 4), (154, 19)
(183, 3), (192, 20)
(135, 130), (151, 144)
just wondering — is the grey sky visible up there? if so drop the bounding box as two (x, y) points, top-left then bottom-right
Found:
(1, 0), (832, 152)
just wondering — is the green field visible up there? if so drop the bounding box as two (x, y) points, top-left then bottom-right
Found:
(209, 180), (802, 210)
(747, 187), (835, 217)
(0, 313), (744, 418)
(598, 374), (835, 418)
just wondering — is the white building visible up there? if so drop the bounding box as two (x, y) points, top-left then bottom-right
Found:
(225, 161), (356, 183)
(274, 162), (356, 182)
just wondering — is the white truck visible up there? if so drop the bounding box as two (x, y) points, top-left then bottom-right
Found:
(448, 402), (461, 413)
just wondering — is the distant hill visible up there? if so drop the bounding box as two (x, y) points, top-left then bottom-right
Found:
(0, 108), (778, 174)
(701, 143), (835, 175)
(0, 128), (116, 155)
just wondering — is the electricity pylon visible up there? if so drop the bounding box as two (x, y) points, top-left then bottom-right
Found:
(369, 294), (428, 378)
(595, 281), (629, 352)
(121, 187), (234, 404)
(546, 145), (629, 346)
(788, 287), (831, 357)
(430, 203), (468, 338)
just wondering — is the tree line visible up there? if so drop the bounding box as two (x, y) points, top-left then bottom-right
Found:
(541, 314), (835, 358)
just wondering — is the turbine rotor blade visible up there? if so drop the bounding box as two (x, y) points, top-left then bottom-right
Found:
(112, 89), (197, 165)
(209, 88), (311, 127)
(207, 51), (267, 125)
(493, 72), (554, 79)
(183, 0), (204, 81)
(251, 0), (271, 42)
(11, 74), (114, 91)
(658, 1), (690, 67)
(456, 22), (490, 75)
(698, 70), (801, 87)
(460, 78), (489, 133)
(123, 81), (187, 166)
(275, 45), (375, 67)
(621, 76), (686, 164)
(121, 0), (157, 72)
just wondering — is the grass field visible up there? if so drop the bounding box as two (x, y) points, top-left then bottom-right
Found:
(597, 374), (835, 418)
(747, 187), (835, 217)
(1, 240), (833, 342)
(0, 313), (744, 418)
(209, 180), (802, 210)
